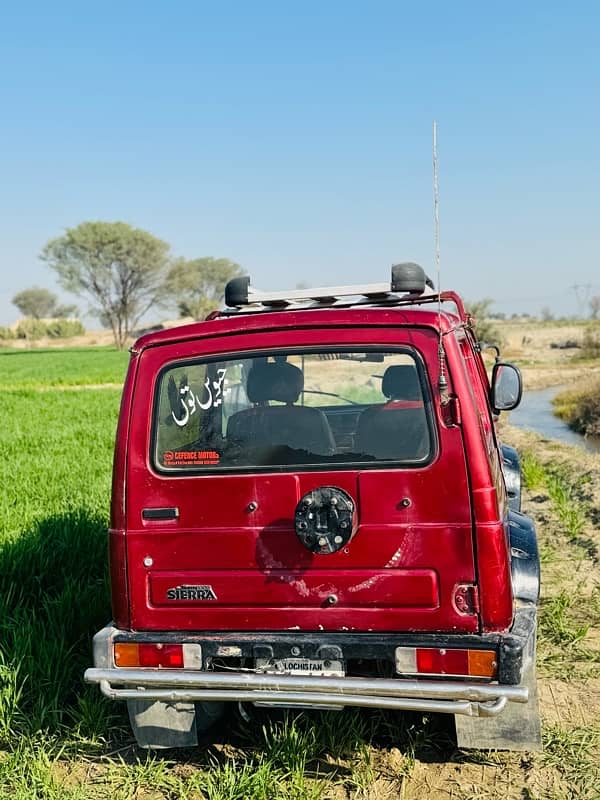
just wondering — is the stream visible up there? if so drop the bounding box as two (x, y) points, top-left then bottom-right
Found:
(508, 385), (600, 454)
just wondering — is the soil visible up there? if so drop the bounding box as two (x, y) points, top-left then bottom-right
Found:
(496, 320), (600, 390)
(304, 418), (600, 799)
(392, 422), (600, 800)
(14, 318), (600, 798)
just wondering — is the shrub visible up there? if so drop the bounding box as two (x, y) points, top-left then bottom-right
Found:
(15, 319), (47, 340)
(465, 298), (504, 347)
(14, 318), (85, 340)
(0, 326), (15, 340)
(45, 318), (85, 338)
(580, 325), (600, 359)
(554, 380), (600, 437)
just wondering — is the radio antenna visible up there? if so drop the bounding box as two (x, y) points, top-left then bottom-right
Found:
(433, 120), (448, 398)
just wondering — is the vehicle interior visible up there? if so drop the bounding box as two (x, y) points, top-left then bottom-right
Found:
(154, 349), (433, 470)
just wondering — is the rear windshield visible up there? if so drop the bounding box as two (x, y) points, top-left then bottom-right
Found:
(152, 349), (434, 472)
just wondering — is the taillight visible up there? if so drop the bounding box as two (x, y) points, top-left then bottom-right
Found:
(114, 642), (202, 669)
(395, 647), (497, 679)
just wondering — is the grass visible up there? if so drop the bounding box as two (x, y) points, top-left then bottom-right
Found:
(0, 351), (426, 797)
(545, 474), (586, 540)
(539, 592), (589, 654)
(0, 348), (129, 389)
(521, 454), (588, 541)
(0, 385), (123, 750)
(541, 724), (600, 800)
(520, 451), (547, 490)
(1, 349), (599, 798)
(519, 449), (600, 682)
(303, 384), (383, 406)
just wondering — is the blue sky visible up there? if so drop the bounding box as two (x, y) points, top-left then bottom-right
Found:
(1, 1), (598, 325)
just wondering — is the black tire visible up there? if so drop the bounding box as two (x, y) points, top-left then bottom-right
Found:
(501, 444), (522, 512)
(194, 701), (226, 732)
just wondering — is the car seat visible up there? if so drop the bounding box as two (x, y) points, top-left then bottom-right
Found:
(354, 364), (430, 460)
(227, 361), (337, 458)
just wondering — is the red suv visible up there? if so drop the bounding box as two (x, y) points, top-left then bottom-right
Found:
(85, 264), (541, 751)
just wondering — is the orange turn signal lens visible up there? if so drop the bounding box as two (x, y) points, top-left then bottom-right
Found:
(467, 649), (497, 678)
(114, 643), (140, 667)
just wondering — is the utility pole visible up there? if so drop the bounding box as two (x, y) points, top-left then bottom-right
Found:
(570, 283), (592, 318)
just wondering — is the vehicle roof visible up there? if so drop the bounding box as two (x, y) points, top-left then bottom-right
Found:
(133, 303), (465, 352)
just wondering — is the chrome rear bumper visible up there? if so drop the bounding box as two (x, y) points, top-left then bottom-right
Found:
(84, 666), (527, 718)
(86, 620), (534, 719)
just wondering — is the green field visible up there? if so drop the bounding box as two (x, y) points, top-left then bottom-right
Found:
(0, 348), (598, 799)
(0, 348), (130, 389)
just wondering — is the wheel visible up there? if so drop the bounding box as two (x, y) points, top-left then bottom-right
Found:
(195, 701), (226, 732)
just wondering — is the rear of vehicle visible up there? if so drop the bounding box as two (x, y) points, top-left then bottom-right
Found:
(85, 274), (540, 751)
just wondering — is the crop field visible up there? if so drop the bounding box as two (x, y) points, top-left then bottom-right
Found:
(0, 346), (599, 799)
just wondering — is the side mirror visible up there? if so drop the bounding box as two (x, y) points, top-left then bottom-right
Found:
(490, 362), (522, 412)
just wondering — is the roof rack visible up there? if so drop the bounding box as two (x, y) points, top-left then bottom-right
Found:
(225, 263), (434, 308)
(221, 263), (468, 322)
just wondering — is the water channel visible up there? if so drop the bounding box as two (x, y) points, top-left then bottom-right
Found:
(508, 385), (600, 454)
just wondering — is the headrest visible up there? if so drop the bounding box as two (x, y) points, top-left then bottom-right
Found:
(382, 365), (422, 401)
(246, 361), (304, 404)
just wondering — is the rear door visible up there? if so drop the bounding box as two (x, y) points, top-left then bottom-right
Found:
(125, 325), (478, 633)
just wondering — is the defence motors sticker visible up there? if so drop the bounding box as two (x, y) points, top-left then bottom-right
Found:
(162, 450), (220, 467)
(166, 584), (218, 601)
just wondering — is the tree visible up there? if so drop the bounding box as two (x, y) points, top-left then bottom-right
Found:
(465, 298), (503, 346)
(41, 221), (171, 349)
(164, 257), (244, 320)
(12, 286), (77, 319)
(590, 296), (600, 320)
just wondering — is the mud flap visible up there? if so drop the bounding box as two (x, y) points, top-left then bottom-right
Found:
(455, 621), (541, 751)
(127, 699), (198, 749)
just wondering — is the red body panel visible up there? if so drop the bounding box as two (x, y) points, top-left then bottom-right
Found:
(111, 307), (514, 636)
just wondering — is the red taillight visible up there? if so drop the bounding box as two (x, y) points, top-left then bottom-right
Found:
(416, 647), (469, 675)
(395, 647), (497, 678)
(139, 644), (184, 668)
(114, 642), (191, 668)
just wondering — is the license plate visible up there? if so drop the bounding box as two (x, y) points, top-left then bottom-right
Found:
(256, 658), (344, 677)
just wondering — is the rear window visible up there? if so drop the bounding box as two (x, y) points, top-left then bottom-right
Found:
(152, 349), (434, 472)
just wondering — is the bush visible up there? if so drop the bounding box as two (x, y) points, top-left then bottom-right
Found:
(581, 325), (600, 359)
(0, 326), (15, 340)
(14, 318), (85, 340)
(15, 319), (47, 340)
(554, 380), (600, 437)
(45, 318), (85, 338)
(465, 299), (504, 347)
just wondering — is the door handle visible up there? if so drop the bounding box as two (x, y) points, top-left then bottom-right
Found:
(142, 507), (179, 521)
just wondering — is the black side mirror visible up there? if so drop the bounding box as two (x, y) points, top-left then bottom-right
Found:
(490, 362), (523, 412)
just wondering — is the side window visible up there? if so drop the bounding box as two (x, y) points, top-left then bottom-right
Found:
(459, 337), (494, 439)
(153, 349), (434, 472)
